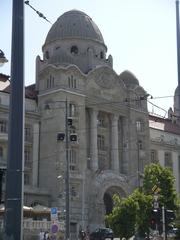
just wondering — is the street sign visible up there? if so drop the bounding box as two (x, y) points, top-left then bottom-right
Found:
(153, 195), (158, 201)
(152, 185), (160, 194)
(51, 223), (59, 234)
(153, 201), (159, 209)
(51, 207), (58, 221)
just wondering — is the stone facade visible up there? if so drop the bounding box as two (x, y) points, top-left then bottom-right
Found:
(0, 10), (152, 235)
(149, 115), (180, 196)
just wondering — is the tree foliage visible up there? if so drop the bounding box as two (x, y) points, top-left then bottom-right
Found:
(131, 190), (152, 237)
(105, 163), (179, 238)
(105, 194), (137, 239)
(142, 163), (179, 210)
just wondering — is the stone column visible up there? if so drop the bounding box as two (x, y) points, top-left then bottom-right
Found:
(111, 114), (119, 172)
(32, 122), (40, 187)
(90, 109), (98, 171)
(122, 117), (129, 174)
(158, 150), (165, 166)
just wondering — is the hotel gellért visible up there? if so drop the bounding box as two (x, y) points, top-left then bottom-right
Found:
(0, 9), (180, 237)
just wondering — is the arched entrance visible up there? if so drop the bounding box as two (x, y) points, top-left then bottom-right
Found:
(103, 192), (113, 214)
(103, 186), (126, 215)
(89, 172), (129, 229)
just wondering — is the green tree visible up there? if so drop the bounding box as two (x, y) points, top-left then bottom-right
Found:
(106, 164), (179, 238)
(105, 194), (137, 239)
(142, 163), (179, 210)
(131, 190), (152, 237)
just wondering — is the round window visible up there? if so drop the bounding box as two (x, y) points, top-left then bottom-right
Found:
(71, 46), (78, 55)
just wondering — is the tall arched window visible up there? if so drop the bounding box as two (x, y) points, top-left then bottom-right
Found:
(164, 152), (173, 170)
(69, 149), (77, 171)
(136, 119), (144, 132)
(0, 120), (8, 133)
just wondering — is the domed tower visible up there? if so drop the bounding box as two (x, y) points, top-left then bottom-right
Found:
(35, 9), (150, 232)
(119, 70), (139, 89)
(40, 10), (113, 74)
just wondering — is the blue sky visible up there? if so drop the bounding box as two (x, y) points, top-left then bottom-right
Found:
(0, 0), (179, 117)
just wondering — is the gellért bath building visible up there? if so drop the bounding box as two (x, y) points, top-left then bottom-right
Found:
(0, 9), (152, 233)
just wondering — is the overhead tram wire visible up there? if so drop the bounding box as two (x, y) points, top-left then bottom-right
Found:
(24, 0), (52, 24)
(39, 94), (177, 112)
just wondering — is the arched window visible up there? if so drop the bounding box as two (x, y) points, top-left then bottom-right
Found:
(151, 150), (158, 163)
(100, 51), (104, 59)
(0, 120), (8, 133)
(25, 125), (31, 142)
(68, 75), (77, 88)
(24, 172), (31, 185)
(98, 135), (105, 150)
(69, 103), (77, 117)
(136, 120), (144, 132)
(46, 75), (54, 89)
(165, 152), (173, 169)
(45, 51), (49, 59)
(69, 149), (77, 171)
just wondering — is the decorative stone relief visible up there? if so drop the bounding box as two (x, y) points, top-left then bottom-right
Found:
(91, 170), (128, 202)
(95, 71), (116, 89)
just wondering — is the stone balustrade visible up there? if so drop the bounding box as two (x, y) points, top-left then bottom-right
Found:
(0, 219), (65, 231)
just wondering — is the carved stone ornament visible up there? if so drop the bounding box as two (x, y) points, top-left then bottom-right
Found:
(95, 71), (116, 89)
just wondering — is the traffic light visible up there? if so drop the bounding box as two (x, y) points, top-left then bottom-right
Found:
(70, 133), (77, 142)
(67, 117), (73, 126)
(165, 209), (175, 231)
(150, 217), (156, 230)
(150, 209), (162, 231)
(57, 132), (65, 141)
(150, 209), (158, 230)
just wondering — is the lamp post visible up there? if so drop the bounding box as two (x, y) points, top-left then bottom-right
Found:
(65, 99), (70, 240)
(176, 1), (180, 117)
(4, 1), (24, 240)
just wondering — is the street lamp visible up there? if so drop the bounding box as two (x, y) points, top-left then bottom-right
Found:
(0, 50), (8, 67)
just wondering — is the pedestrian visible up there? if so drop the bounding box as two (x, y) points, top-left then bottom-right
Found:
(78, 225), (82, 240)
(86, 225), (90, 240)
(44, 231), (50, 240)
(81, 230), (86, 240)
(39, 229), (44, 240)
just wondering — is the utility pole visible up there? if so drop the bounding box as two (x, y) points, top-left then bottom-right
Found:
(162, 206), (166, 240)
(65, 99), (70, 240)
(57, 99), (78, 239)
(176, 0), (180, 117)
(137, 140), (142, 188)
(4, 1), (24, 240)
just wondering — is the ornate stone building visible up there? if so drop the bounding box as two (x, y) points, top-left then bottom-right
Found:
(0, 10), (151, 234)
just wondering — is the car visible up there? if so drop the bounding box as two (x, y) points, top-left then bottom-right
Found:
(167, 228), (177, 238)
(89, 227), (114, 240)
